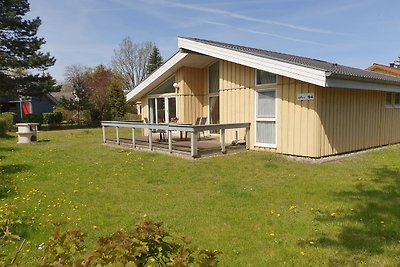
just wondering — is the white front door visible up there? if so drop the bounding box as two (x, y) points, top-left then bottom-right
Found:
(255, 89), (276, 148)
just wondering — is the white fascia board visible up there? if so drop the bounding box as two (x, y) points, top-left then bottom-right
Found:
(126, 52), (189, 102)
(178, 38), (327, 87)
(326, 78), (400, 92)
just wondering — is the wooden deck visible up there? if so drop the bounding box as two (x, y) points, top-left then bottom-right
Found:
(101, 121), (250, 158)
(106, 134), (247, 158)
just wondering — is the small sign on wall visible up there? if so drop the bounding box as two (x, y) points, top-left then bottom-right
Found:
(297, 93), (315, 101)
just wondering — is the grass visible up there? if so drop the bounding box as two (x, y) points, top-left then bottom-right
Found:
(1, 128), (400, 266)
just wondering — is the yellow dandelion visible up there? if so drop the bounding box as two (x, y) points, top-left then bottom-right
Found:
(300, 251), (305, 256)
(380, 221), (385, 224)
(309, 241), (315, 245)
(92, 225), (97, 229)
(269, 233), (275, 237)
(289, 206), (296, 210)
(270, 210), (274, 214)
(330, 212), (336, 217)
(277, 213), (281, 217)
(143, 214), (148, 218)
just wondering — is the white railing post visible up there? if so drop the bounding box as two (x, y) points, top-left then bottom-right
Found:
(102, 126), (106, 143)
(148, 130), (153, 150)
(220, 129), (226, 153)
(191, 132), (198, 157)
(168, 130), (172, 153)
(245, 126), (250, 150)
(116, 126), (120, 145)
(132, 128), (136, 148)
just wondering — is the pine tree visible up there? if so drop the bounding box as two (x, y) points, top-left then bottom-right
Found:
(146, 46), (163, 76)
(0, 0), (57, 96)
(108, 80), (126, 120)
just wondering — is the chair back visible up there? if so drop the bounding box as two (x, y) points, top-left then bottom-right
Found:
(200, 116), (207, 125)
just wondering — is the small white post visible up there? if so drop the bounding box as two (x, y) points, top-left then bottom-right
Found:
(132, 128), (136, 148)
(245, 126), (250, 150)
(191, 132), (198, 157)
(102, 126), (106, 143)
(220, 129), (226, 153)
(116, 126), (120, 145)
(148, 130), (153, 150)
(168, 130), (172, 153)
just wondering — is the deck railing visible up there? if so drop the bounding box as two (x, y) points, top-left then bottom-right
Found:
(101, 121), (251, 157)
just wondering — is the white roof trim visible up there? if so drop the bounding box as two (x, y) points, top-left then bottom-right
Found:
(126, 52), (189, 102)
(178, 37), (327, 87)
(326, 78), (400, 93)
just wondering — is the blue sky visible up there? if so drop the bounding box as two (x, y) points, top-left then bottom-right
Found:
(29, 0), (400, 83)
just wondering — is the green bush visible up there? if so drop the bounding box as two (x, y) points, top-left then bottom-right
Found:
(0, 119), (6, 136)
(40, 220), (221, 266)
(23, 114), (43, 124)
(42, 112), (62, 124)
(0, 112), (16, 131)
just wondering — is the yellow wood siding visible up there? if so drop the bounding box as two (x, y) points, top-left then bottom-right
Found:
(176, 67), (207, 124)
(219, 61), (255, 146)
(315, 87), (400, 157)
(277, 77), (319, 157)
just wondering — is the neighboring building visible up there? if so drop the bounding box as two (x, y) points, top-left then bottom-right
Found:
(126, 37), (400, 158)
(367, 63), (400, 77)
(0, 94), (58, 119)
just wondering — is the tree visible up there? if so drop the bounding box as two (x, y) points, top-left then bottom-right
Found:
(111, 37), (155, 91)
(0, 0), (57, 96)
(60, 65), (126, 123)
(59, 66), (90, 123)
(84, 65), (115, 122)
(108, 79), (126, 120)
(147, 46), (163, 76)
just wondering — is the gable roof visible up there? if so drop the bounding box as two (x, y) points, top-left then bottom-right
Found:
(127, 37), (400, 102)
(367, 63), (400, 77)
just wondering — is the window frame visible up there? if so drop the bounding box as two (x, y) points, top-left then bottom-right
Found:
(255, 69), (277, 87)
(254, 88), (277, 148)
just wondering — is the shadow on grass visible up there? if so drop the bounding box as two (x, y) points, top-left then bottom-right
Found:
(0, 164), (30, 198)
(0, 133), (16, 139)
(312, 166), (400, 264)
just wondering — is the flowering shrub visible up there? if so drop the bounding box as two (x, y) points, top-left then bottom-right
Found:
(40, 220), (221, 266)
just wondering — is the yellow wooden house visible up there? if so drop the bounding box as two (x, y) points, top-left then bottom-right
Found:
(126, 37), (400, 158)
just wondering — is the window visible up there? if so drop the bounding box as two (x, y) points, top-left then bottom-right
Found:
(256, 69), (276, 85)
(395, 93), (400, 108)
(386, 92), (393, 107)
(208, 61), (219, 93)
(385, 92), (400, 108)
(150, 76), (175, 95)
(255, 90), (276, 147)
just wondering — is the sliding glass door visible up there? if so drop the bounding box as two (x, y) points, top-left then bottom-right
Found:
(148, 96), (176, 123)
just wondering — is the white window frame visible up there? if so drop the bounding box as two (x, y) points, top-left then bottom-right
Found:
(207, 61), (220, 133)
(254, 88), (277, 148)
(148, 94), (176, 123)
(385, 92), (393, 108)
(394, 92), (400, 108)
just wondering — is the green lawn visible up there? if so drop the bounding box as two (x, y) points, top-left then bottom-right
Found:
(1, 128), (400, 266)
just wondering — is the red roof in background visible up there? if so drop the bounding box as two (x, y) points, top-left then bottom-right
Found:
(367, 63), (400, 76)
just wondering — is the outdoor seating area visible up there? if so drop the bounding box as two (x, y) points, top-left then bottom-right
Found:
(101, 120), (251, 158)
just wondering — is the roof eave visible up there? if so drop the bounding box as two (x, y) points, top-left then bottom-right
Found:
(126, 51), (189, 102)
(178, 37), (327, 87)
(326, 76), (400, 92)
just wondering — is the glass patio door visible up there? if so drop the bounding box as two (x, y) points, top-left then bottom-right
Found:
(149, 96), (176, 123)
(255, 89), (276, 148)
